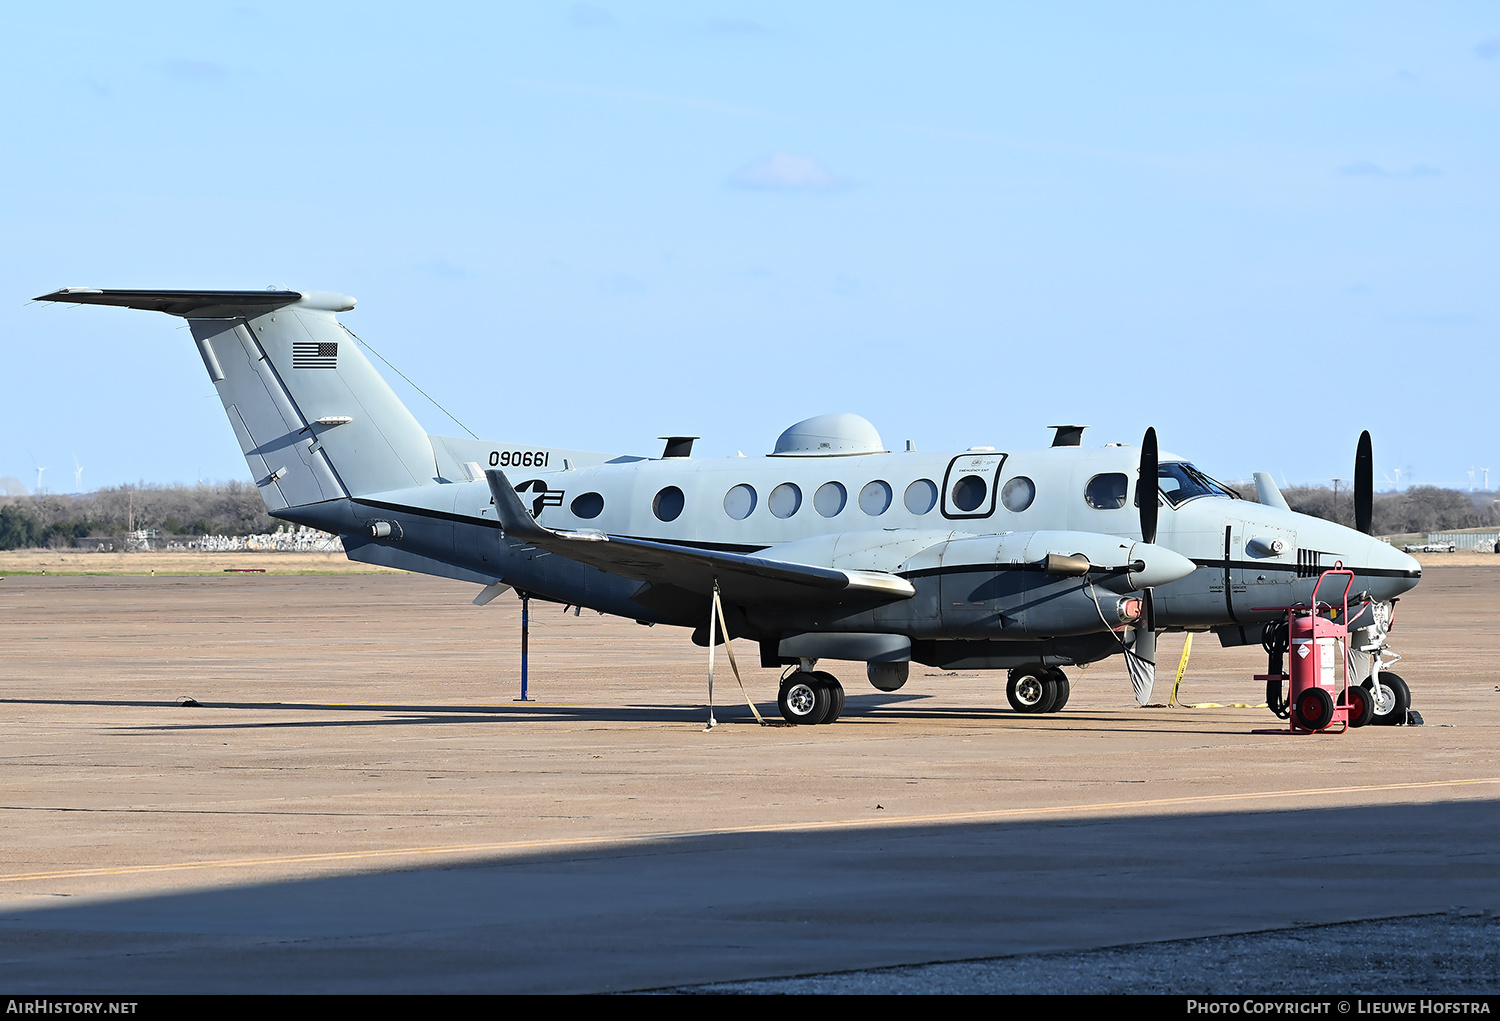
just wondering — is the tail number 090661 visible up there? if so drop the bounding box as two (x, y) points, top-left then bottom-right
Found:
(489, 450), (549, 468)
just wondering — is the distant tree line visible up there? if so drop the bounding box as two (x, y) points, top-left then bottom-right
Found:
(1240, 484), (1499, 536)
(2, 479), (1495, 552)
(0, 482), (278, 550)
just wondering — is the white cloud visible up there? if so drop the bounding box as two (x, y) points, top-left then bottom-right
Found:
(728, 153), (847, 191)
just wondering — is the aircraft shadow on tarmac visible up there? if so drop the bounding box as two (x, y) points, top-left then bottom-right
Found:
(3, 694), (1238, 731)
(1, 799), (1497, 994)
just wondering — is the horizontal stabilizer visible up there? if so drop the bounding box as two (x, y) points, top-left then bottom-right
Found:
(33, 288), (355, 318)
(484, 468), (914, 605)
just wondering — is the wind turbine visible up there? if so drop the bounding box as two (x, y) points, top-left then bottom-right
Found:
(72, 455), (83, 493)
(28, 452), (47, 496)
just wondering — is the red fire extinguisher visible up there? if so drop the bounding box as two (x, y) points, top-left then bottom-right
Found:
(1285, 568), (1374, 733)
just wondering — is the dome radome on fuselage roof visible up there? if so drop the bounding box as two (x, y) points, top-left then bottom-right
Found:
(771, 413), (887, 457)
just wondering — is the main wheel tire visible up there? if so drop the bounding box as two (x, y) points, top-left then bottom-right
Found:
(1341, 685), (1375, 728)
(1367, 671), (1411, 726)
(778, 672), (830, 725)
(1292, 687), (1336, 732)
(813, 671), (844, 724)
(1044, 669), (1071, 713)
(1007, 667), (1056, 714)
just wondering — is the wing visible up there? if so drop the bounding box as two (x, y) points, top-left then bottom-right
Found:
(484, 469), (914, 606)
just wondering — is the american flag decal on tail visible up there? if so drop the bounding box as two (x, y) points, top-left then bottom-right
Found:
(293, 341), (338, 369)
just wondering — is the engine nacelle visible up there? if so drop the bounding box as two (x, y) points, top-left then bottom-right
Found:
(746, 529), (1196, 642)
(904, 530), (1194, 639)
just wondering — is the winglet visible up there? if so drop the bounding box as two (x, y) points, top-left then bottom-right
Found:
(485, 469), (550, 541)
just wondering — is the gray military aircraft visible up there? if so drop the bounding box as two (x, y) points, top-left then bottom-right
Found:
(36, 287), (1423, 726)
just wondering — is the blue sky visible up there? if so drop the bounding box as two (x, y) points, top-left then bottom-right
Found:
(4, 1), (1497, 496)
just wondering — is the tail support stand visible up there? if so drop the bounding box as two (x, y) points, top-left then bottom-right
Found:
(517, 590), (532, 702)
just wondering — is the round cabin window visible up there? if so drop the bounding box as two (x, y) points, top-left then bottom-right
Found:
(571, 492), (604, 519)
(814, 481), (847, 517)
(769, 483), (802, 519)
(1001, 476), (1035, 513)
(653, 486), (685, 521)
(951, 474), (988, 513)
(859, 480), (893, 516)
(723, 484), (757, 520)
(904, 479), (938, 515)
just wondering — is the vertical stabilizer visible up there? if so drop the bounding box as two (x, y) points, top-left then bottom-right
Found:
(33, 288), (438, 508)
(190, 304), (436, 504)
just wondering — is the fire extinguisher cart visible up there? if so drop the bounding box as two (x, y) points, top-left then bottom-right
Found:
(1254, 567), (1375, 735)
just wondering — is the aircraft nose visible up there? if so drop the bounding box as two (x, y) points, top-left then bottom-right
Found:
(1367, 538), (1422, 598)
(1127, 542), (1197, 590)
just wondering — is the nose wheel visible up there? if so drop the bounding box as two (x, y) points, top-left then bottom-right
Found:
(778, 670), (845, 724)
(1366, 671), (1411, 726)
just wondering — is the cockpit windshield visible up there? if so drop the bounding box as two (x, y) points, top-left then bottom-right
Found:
(1158, 462), (1239, 506)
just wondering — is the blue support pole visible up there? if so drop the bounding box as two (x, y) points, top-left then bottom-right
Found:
(519, 590), (531, 702)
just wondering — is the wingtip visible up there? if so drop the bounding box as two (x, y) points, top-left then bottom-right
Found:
(34, 287), (102, 301)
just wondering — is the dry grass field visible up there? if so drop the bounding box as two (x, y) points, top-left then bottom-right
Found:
(4, 546), (1489, 576)
(0, 548), (398, 575)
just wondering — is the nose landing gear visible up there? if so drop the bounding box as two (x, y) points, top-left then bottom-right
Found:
(1366, 669), (1411, 726)
(1255, 569), (1420, 733)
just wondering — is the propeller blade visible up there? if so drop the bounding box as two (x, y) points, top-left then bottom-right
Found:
(1127, 625), (1156, 705)
(1355, 430), (1373, 534)
(1139, 427), (1159, 545)
(1130, 433), (1161, 703)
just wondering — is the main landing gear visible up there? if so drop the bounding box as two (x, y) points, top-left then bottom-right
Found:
(1006, 665), (1071, 714)
(777, 667), (845, 725)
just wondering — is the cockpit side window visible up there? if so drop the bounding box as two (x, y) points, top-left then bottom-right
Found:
(1157, 462), (1238, 507)
(1084, 473), (1129, 509)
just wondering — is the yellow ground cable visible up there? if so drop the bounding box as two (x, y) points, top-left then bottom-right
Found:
(1168, 633), (1193, 705)
(1162, 635), (1268, 708)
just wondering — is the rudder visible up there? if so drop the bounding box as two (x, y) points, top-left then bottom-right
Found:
(191, 300), (437, 506)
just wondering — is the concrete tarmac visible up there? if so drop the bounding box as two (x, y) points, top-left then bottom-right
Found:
(0, 567), (1496, 993)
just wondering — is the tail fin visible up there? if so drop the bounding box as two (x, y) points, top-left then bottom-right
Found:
(35, 289), (437, 508)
